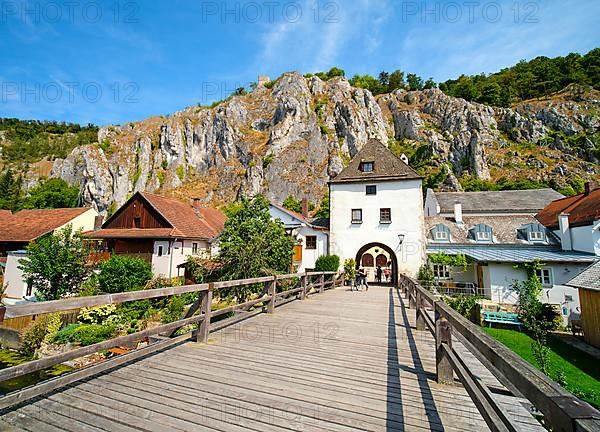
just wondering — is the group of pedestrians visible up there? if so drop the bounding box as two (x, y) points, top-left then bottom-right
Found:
(353, 265), (392, 291)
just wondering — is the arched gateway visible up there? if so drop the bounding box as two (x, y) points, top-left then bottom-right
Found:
(355, 242), (398, 285)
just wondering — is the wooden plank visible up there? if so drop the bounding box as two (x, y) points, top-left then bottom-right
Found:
(2, 283), (209, 319)
(0, 331), (191, 410)
(0, 313), (205, 383)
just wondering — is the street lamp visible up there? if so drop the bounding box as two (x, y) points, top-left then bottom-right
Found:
(398, 234), (405, 244)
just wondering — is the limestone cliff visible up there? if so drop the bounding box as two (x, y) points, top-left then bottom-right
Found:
(40, 75), (599, 213)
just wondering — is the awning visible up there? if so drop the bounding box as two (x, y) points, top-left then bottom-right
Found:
(427, 245), (599, 263)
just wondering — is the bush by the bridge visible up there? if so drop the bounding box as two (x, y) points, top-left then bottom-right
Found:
(314, 255), (340, 272)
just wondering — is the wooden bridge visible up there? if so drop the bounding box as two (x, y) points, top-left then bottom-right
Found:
(0, 273), (598, 431)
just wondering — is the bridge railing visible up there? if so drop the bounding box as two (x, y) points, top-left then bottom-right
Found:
(399, 274), (600, 432)
(0, 271), (343, 410)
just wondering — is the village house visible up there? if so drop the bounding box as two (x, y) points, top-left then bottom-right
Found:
(0, 207), (99, 304)
(536, 181), (600, 256)
(424, 186), (600, 324)
(268, 202), (329, 272)
(329, 139), (426, 282)
(85, 192), (225, 279)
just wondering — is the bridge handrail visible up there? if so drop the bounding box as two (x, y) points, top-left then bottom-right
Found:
(0, 271), (343, 410)
(399, 274), (600, 432)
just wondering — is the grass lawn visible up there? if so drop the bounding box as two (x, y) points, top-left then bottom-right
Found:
(483, 328), (600, 409)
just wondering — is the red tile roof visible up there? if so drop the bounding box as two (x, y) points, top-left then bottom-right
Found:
(0, 208), (92, 242)
(141, 193), (226, 239)
(536, 188), (600, 229)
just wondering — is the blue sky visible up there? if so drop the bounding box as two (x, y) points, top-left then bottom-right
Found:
(1, 0), (599, 125)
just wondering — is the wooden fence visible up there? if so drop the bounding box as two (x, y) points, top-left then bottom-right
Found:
(400, 274), (600, 432)
(0, 271), (343, 410)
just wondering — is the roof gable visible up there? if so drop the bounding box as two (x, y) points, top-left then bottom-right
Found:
(330, 139), (421, 184)
(101, 192), (225, 240)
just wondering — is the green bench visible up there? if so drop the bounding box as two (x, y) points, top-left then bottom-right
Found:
(482, 311), (522, 330)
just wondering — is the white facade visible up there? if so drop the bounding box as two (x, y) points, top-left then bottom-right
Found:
(330, 179), (425, 278)
(555, 223), (600, 256)
(151, 239), (211, 278)
(268, 205), (328, 272)
(3, 252), (32, 305)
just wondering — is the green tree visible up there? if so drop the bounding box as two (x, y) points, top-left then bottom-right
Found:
(407, 73), (424, 91)
(0, 169), (23, 211)
(282, 195), (302, 213)
(98, 255), (153, 293)
(388, 70), (406, 91)
(19, 225), (89, 301)
(313, 192), (330, 219)
(22, 178), (79, 209)
(218, 196), (295, 301)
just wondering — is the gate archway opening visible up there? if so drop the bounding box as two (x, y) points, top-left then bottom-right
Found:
(355, 243), (398, 286)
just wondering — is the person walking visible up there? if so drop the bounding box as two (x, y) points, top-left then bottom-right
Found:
(358, 267), (369, 291)
(376, 266), (383, 283)
(384, 267), (391, 283)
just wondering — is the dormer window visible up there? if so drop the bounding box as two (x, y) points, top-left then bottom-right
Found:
(476, 231), (491, 241)
(360, 161), (374, 173)
(435, 231), (449, 241)
(529, 231), (544, 242)
(431, 224), (451, 243)
(470, 224), (493, 243)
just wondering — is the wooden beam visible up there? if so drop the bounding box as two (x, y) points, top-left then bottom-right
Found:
(435, 304), (453, 385)
(416, 291), (426, 331)
(197, 285), (214, 343)
(2, 284), (210, 320)
(267, 277), (277, 314)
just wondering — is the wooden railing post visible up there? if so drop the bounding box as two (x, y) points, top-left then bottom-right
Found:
(409, 284), (416, 309)
(267, 276), (277, 314)
(416, 291), (426, 331)
(197, 284), (214, 343)
(435, 304), (453, 384)
(300, 274), (308, 300)
(319, 273), (325, 293)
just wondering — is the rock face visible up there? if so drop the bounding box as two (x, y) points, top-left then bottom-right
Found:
(41, 76), (599, 213)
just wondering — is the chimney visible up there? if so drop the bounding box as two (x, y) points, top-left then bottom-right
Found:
(192, 198), (202, 211)
(302, 198), (309, 218)
(584, 181), (598, 195)
(94, 215), (104, 230)
(558, 213), (572, 251)
(454, 201), (463, 224)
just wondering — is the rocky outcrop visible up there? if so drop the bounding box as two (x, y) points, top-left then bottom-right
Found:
(40, 77), (598, 213)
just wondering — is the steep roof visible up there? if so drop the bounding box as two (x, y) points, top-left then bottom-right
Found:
(142, 193), (225, 239)
(536, 188), (600, 229)
(566, 261), (600, 291)
(330, 139), (421, 184)
(0, 208), (91, 242)
(434, 189), (564, 214)
(91, 192), (226, 240)
(425, 215), (559, 245)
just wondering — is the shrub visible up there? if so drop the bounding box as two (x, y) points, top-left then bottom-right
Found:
(98, 255), (153, 293)
(78, 304), (118, 325)
(44, 313), (63, 343)
(443, 295), (483, 320)
(51, 324), (116, 346)
(19, 316), (50, 357)
(343, 258), (356, 281)
(314, 255), (340, 272)
(161, 295), (187, 324)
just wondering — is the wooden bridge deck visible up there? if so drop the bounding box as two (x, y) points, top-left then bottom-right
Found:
(0, 285), (543, 431)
